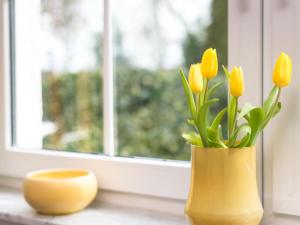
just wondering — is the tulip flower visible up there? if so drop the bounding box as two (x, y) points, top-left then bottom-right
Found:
(230, 67), (244, 97)
(188, 64), (203, 94)
(180, 48), (292, 148)
(201, 48), (218, 79)
(272, 52), (292, 87)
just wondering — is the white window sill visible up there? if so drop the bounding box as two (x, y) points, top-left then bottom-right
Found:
(0, 187), (188, 225)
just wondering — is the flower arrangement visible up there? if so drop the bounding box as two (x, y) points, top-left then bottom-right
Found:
(180, 48), (292, 148)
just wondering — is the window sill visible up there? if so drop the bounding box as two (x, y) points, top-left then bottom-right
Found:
(0, 187), (188, 225)
(0, 148), (190, 201)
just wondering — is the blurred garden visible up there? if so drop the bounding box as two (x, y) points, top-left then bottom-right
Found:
(42, 0), (227, 161)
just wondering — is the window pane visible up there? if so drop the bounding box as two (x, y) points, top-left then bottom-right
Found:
(113, 0), (228, 160)
(14, 0), (103, 153)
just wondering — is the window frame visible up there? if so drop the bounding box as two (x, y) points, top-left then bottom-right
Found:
(0, 0), (263, 211)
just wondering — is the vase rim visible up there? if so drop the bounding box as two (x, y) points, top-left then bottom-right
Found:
(190, 144), (255, 151)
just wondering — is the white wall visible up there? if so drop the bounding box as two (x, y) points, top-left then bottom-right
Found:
(263, 0), (300, 224)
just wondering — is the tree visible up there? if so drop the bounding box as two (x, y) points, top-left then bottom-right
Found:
(183, 0), (228, 68)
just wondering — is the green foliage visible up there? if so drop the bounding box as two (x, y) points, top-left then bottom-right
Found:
(228, 97), (237, 141)
(222, 65), (230, 79)
(211, 108), (227, 130)
(183, 0), (228, 69)
(115, 66), (190, 160)
(179, 69), (197, 120)
(42, 67), (191, 159)
(207, 81), (224, 99)
(272, 102), (282, 119)
(182, 133), (203, 147)
(263, 86), (279, 114)
(42, 0), (228, 159)
(42, 71), (103, 153)
(247, 108), (264, 146)
(238, 103), (256, 120)
(196, 98), (220, 146)
(180, 63), (283, 148)
(207, 108), (227, 148)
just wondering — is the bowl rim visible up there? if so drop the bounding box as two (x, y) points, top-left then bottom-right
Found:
(25, 168), (95, 182)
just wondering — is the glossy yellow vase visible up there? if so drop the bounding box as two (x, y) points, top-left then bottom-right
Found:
(185, 146), (263, 225)
(23, 169), (98, 215)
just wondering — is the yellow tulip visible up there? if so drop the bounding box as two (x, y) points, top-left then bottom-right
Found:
(201, 48), (218, 79)
(230, 67), (244, 97)
(272, 52), (292, 87)
(188, 64), (203, 94)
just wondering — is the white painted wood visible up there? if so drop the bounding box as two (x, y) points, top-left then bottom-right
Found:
(0, 0), (190, 207)
(0, 186), (187, 224)
(229, 0), (263, 196)
(0, 0), (10, 151)
(0, 175), (186, 215)
(0, 147), (190, 200)
(263, 0), (300, 224)
(0, 221), (20, 225)
(103, 0), (115, 156)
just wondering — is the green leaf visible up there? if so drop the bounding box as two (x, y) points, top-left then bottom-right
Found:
(211, 108), (227, 130)
(263, 86), (279, 116)
(182, 132), (203, 147)
(222, 65), (230, 79)
(207, 81), (224, 99)
(197, 98), (219, 147)
(248, 107), (264, 146)
(218, 125), (224, 140)
(207, 127), (218, 141)
(230, 123), (251, 147)
(261, 87), (281, 129)
(187, 119), (198, 131)
(207, 127), (227, 148)
(187, 119), (196, 126)
(238, 103), (256, 120)
(179, 69), (197, 120)
(235, 133), (251, 148)
(199, 78), (208, 106)
(271, 102), (281, 119)
(244, 114), (250, 121)
(228, 96), (237, 137)
(207, 108), (227, 148)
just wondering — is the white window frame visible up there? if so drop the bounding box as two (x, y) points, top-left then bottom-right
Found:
(0, 0), (263, 213)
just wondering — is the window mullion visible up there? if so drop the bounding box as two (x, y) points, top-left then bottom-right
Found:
(103, 0), (114, 156)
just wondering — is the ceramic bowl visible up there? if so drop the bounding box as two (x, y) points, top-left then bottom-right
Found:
(23, 168), (98, 215)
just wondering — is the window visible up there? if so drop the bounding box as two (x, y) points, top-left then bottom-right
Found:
(11, 0), (228, 160)
(13, 0), (104, 153)
(0, 0), (262, 211)
(113, 0), (228, 160)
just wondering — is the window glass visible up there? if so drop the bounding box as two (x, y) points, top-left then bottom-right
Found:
(113, 0), (228, 160)
(14, 0), (103, 153)
(13, 0), (227, 159)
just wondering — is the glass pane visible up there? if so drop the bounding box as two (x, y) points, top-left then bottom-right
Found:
(113, 0), (228, 160)
(14, 0), (103, 153)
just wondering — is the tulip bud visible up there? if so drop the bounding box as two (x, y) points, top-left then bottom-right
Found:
(188, 64), (203, 94)
(201, 48), (218, 79)
(272, 52), (292, 87)
(230, 67), (244, 97)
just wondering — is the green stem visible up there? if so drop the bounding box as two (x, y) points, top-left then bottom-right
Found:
(203, 78), (209, 103)
(197, 93), (201, 113)
(232, 97), (238, 135)
(262, 87), (281, 129)
(228, 96), (238, 146)
(200, 78), (209, 106)
(248, 88), (281, 146)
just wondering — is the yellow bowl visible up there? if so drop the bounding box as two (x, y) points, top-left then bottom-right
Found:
(23, 168), (98, 215)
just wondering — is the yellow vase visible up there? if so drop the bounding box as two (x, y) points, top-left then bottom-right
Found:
(185, 146), (263, 225)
